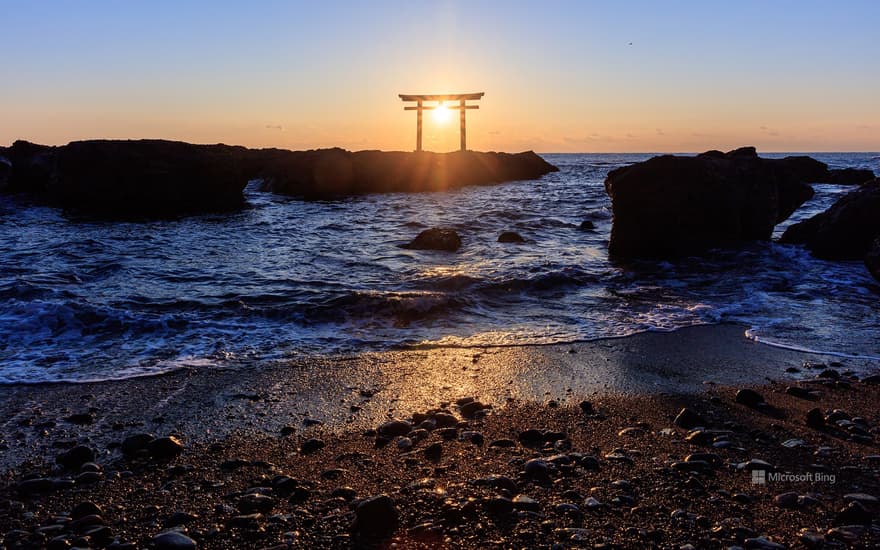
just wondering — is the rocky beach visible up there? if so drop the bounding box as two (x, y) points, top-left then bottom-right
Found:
(2, 326), (880, 548)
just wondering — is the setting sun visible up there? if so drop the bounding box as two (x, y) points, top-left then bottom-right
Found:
(433, 102), (451, 124)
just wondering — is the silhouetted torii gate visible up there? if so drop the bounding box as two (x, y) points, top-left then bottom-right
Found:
(399, 92), (484, 152)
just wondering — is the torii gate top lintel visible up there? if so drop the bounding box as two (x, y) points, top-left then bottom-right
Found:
(399, 92), (484, 152)
(399, 92), (484, 102)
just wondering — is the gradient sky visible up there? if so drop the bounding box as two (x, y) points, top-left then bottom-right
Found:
(1, 0), (878, 152)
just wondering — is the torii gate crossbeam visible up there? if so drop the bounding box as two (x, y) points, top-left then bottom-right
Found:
(399, 93), (484, 152)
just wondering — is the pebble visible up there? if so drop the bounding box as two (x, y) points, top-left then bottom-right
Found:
(735, 389), (766, 408)
(147, 436), (184, 460)
(834, 501), (872, 525)
(743, 537), (785, 549)
(843, 493), (878, 505)
(673, 408), (706, 429)
(524, 459), (551, 480)
(331, 487), (357, 500)
(71, 501), (103, 520)
(238, 494), (276, 514)
(151, 532), (197, 550)
(805, 408), (825, 429)
(579, 400), (594, 414)
(377, 420), (412, 438)
(773, 492), (799, 508)
(459, 401), (490, 418)
(512, 495), (540, 511)
(16, 478), (55, 495)
(737, 458), (775, 472)
(484, 496), (514, 515)
(423, 442), (443, 461)
(432, 412), (459, 428)
(584, 497), (603, 510)
(300, 438), (325, 455)
(56, 445), (95, 469)
(353, 495), (398, 536)
(121, 433), (155, 456)
(785, 386), (817, 400)
(459, 431), (484, 445)
(163, 511), (198, 527)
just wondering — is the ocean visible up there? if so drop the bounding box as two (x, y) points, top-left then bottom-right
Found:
(1, 152), (878, 384)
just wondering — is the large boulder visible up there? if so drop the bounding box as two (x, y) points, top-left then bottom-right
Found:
(781, 179), (880, 260)
(867, 237), (880, 282)
(402, 228), (462, 251)
(256, 149), (558, 196)
(604, 147), (815, 257)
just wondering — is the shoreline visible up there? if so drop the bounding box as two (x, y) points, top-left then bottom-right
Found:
(2, 323), (880, 547)
(2, 324), (879, 468)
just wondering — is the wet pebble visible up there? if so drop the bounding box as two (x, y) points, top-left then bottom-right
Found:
(151, 531), (197, 550)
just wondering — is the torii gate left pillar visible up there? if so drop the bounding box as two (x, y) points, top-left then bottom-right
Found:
(399, 93), (485, 152)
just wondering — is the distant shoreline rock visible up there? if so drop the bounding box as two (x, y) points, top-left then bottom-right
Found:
(0, 140), (558, 217)
(604, 147), (817, 258)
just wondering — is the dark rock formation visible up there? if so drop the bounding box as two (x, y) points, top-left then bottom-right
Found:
(778, 155), (830, 183)
(604, 147), (815, 257)
(3, 139), (250, 217)
(828, 168), (875, 185)
(867, 237), (880, 282)
(402, 228), (462, 252)
(781, 179), (880, 259)
(256, 149), (558, 196)
(498, 231), (525, 243)
(0, 148), (10, 190)
(1, 140), (558, 217)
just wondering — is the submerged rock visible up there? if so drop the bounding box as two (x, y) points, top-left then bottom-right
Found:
(781, 179), (880, 260)
(402, 228), (462, 252)
(604, 147), (815, 257)
(497, 231), (525, 243)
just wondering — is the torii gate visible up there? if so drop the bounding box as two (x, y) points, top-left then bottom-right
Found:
(399, 92), (484, 152)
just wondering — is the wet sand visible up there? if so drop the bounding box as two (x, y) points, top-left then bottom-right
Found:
(2, 324), (879, 548)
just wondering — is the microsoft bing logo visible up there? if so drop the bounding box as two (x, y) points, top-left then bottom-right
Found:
(750, 469), (834, 485)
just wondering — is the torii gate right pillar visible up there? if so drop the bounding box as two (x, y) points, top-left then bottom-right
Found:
(459, 99), (466, 151)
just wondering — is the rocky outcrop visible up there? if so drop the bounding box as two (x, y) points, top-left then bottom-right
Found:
(3, 140), (251, 217)
(827, 168), (875, 185)
(604, 147), (815, 257)
(256, 149), (558, 196)
(780, 179), (880, 260)
(1, 141), (558, 217)
(0, 151), (10, 190)
(867, 237), (880, 282)
(402, 228), (462, 251)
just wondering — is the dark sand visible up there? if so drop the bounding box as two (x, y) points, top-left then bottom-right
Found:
(2, 324), (879, 548)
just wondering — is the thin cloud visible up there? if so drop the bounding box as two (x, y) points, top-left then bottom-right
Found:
(265, 124), (285, 131)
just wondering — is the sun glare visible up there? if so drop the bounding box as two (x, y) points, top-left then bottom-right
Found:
(433, 103), (451, 124)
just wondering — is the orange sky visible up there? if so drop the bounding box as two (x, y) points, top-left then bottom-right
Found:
(2, 2), (878, 153)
